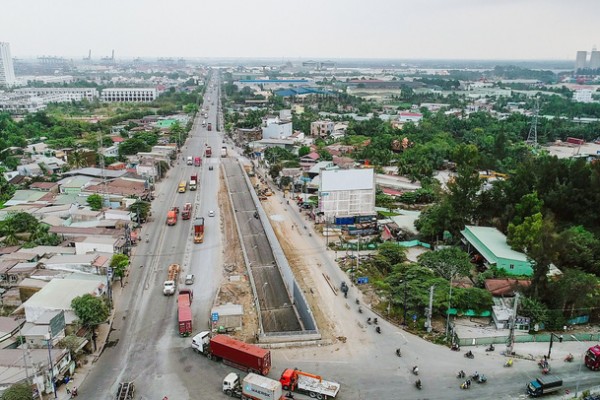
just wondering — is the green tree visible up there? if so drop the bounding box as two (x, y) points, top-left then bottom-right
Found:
(1, 383), (33, 400)
(86, 194), (103, 211)
(417, 247), (472, 279)
(71, 294), (110, 327)
(556, 226), (600, 274)
(110, 254), (129, 288)
(298, 146), (311, 157)
(372, 242), (407, 274)
(519, 296), (549, 327)
(130, 201), (151, 223)
(507, 212), (543, 253)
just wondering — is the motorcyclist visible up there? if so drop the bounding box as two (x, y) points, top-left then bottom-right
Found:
(375, 326), (381, 334)
(396, 348), (401, 357)
(466, 350), (473, 358)
(412, 366), (419, 375)
(415, 379), (422, 389)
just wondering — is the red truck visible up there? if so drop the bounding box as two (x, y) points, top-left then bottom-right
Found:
(194, 156), (201, 167)
(182, 203), (192, 220)
(191, 332), (271, 375)
(207, 122), (212, 131)
(189, 174), (198, 191)
(178, 289), (193, 336)
(193, 217), (204, 243)
(205, 146), (212, 158)
(585, 345), (600, 370)
(166, 209), (177, 226)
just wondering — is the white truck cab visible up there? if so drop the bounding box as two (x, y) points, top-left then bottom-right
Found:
(191, 331), (211, 352)
(186, 156), (193, 165)
(163, 280), (175, 295)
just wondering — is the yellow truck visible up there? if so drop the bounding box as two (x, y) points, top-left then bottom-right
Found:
(178, 181), (187, 193)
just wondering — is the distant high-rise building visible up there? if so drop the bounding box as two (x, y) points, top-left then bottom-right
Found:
(0, 42), (16, 86)
(590, 47), (600, 70)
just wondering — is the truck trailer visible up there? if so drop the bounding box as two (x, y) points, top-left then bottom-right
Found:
(279, 368), (340, 399)
(222, 373), (283, 400)
(191, 331), (271, 375)
(193, 218), (204, 243)
(163, 264), (180, 295)
(526, 376), (563, 397)
(178, 289), (193, 336)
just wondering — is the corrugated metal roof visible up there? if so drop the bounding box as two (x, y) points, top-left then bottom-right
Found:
(462, 226), (528, 262)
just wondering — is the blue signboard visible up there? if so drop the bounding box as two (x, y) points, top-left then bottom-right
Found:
(413, 314), (418, 322)
(356, 277), (369, 284)
(212, 312), (219, 322)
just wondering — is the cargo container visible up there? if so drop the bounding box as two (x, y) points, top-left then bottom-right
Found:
(205, 146), (212, 158)
(189, 175), (198, 191)
(280, 368), (340, 399)
(191, 332), (271, 375)
(178, 289), (193, 336)
(526, 375), (562, 397)
(193, 218), (204, 243)
(222, 373), (283, 400)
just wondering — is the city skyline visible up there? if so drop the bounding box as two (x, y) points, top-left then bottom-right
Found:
(1, 0), (599, 60)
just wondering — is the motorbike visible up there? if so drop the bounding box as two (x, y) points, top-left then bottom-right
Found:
(412, 366), (419, 376)
(415, 380), (422, 390)
(471, 372), (480, 381)
(396, 348), (402, 357)
(485, 344), (495, 352)
(464, 351), (474, 359)
(457, 370), (466, 379)
(375, 326), (381, 334)
(358, 306), (363, 313)
(355, 299), (360, 305)
(565, 353), (574, 362)
(504, 358), (513, 367)
(366, 318), (372, 325)
(460, 380), (471, 390)
(451, 343), (461, 351)
(373, 318), (378, 325)
(477, 374), (487, 384)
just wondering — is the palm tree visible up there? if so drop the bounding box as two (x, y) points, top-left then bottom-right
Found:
(68, 150), (86, 169)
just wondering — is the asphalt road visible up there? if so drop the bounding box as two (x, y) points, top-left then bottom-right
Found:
(79, 74), (600, 400)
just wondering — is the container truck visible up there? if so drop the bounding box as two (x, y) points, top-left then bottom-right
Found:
(191, 331), (271, 375)
(166, 210), (177, 226)
(526, 376), (563, 397)
(205, 146), (212, 158)
(178, 181), (187, 193)
(585, 344), (600, 370)
(163, 263), (181, 295)
(221, 146), (228, 158)
(194, 157), (202, 167)
(279, 368), (340, 399)
(208, 122), (212, 131)
(222, 373), (283, 400)
(116, 382), (135, 400)
(189, 175), (198, 191)
(193, 218), (204, 243)
(178, 289), (193, 336)
(182, 203), (192, 220)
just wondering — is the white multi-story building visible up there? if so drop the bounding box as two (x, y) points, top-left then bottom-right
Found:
(318, 168), (375, 221)
(0, 92), (45, 114)
(101, 88), (157, 102)
(0, 42), (16, 87)
(574, 89), (594, 103)
(261, 116), (293, 139)
(576, 51), (588, 71)
(15, 87), (99, 102)
(310, 120), (334, 137)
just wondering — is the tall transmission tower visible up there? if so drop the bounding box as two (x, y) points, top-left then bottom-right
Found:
(526, 99), (539, 146)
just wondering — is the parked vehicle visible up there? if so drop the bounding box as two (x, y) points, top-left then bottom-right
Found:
(194, 157), (202, 167)
(166, 210), (177, 226)
(186, 156), (193, 165)
(116, 381), (135, 400)
(279, 368), (340, 399)
(178, 181), (187, 193)
(182, 203), (192, 220)
(189, 175), (198, 191)
(194, 218), (205, 243)
(221, 146), (228, 158)
(585, 344), (600, 370)
(526, 376), (563, 397)
(163, 264), (180, 296)
(178, 289), (193, 336)
(191, 331), (271, 375)
(222, 372), (283, 400)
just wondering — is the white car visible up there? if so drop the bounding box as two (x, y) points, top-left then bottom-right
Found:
(185, 274), (195, 285)
(208, 210), (215, 217)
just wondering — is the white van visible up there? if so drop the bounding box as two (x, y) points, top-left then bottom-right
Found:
(186, 156), (193, 165)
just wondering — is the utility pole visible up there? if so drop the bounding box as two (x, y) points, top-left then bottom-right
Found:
(507, 292), (520, 355)
(98, 131), (108, 209)
(446, 275), (454, 341)
(426, 285), (434, 333)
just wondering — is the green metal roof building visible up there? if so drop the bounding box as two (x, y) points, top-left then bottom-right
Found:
(461, 225), (533, 276)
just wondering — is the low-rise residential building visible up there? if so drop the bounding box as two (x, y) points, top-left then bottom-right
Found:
(41, 253), (111, 274)
(300, 152), (320, 170)
(574, 89), (594, 103)
(262, 117), (293, 140)
(14, 87), (99, 102)
(310, 120), (334, 137)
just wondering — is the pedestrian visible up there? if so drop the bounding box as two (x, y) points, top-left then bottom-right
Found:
(66, 382), (71, 395)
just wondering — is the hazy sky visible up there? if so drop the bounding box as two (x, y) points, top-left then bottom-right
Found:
(1, 0), (599, 60)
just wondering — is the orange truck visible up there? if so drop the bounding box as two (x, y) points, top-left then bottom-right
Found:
(279, 368), (340, 399)
(193, 217), (204, 243)
(163, 263), (181, 295)
(182, 203), (192, 220)
(166, 209), (177, 226)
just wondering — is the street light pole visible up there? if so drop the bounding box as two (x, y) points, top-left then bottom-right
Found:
(446, 275), (453, 341)
(570, 335), (584, 397)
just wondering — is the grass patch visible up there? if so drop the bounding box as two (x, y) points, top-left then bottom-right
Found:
(379, 210), (400, 217)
